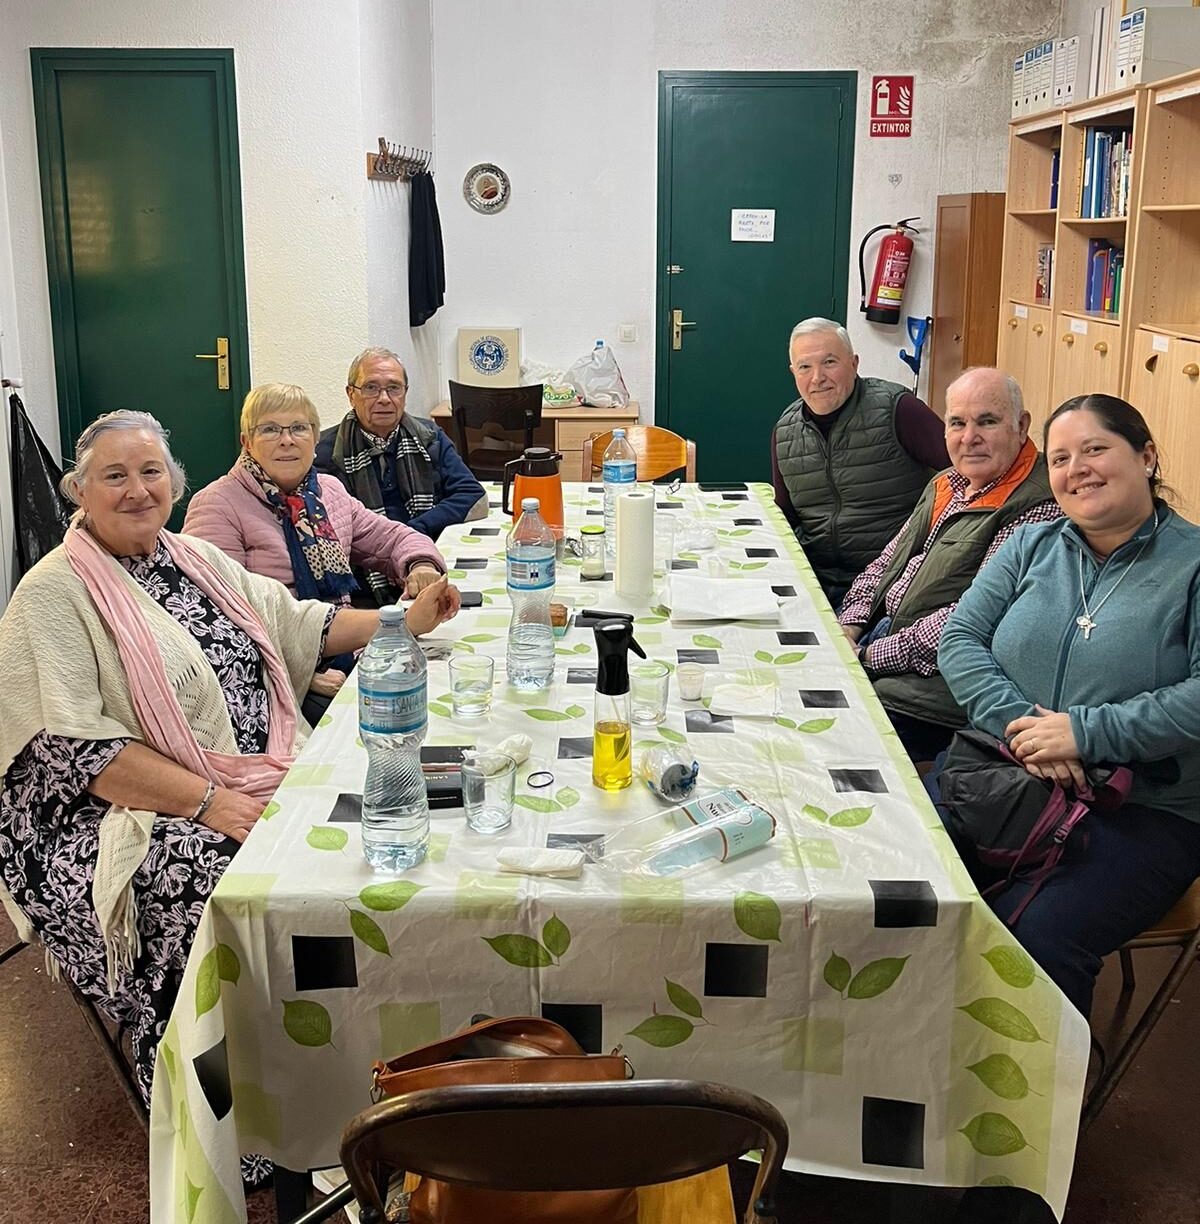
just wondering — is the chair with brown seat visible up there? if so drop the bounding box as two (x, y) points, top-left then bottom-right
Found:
(580, 425), (697, 483)
(1082, 878), (1200, 1127)
(448, 380), (544, 481)
(291, 1078), (787, 1224)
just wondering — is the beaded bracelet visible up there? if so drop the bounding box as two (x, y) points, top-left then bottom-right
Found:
(193, 780), (216, 823)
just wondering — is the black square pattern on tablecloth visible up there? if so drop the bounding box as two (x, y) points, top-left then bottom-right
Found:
(586, 509), (604, 516)
(566, 667), (598, 684)
(328, 793), (363, 823)
(771, 585), (797, 598)
(704, 943), (769, 997)
(734, 518), (762, 526)
(489, 500), (503, 509)
(453, 558), (489, 570)
(558, 737), (594, 759)
(546, 832), (605, 858)
(422, 745), (472, 765)
(722, 493), (749, 501)
(292, 935), (358, 991)
(580, 572), (613, 582)
(588, 486), (604, 493)
(541, 1002), (604, 1054)
(685, 709), (734, 734)
(677, 648), (719, 665)
(861, 1097), (925, 1168)
(777, 631), (819, 645)
(869, 880), (938, 928)
(670, 559), (699, 570)
(829, 768), (887, 794)
(746, 547), (778, 558)
(656, 501), (684, 510)
(193, 1036), (233, 1121)
(800, 689), (850, 709)
(468, 527), (501, 536)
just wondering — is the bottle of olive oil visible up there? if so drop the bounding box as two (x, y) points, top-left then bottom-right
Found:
(592, 619), (646, 791)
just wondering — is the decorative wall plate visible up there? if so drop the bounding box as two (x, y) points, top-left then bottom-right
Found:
(463, 163), (510, 214)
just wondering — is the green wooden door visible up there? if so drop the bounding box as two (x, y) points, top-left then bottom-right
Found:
(657, 72), (856, 482)
(31, 50), (250, 518)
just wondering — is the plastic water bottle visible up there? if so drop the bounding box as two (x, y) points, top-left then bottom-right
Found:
(358, 606), (429, 870)
(602, 427), (636, 557)
(506, 496), (556, 690)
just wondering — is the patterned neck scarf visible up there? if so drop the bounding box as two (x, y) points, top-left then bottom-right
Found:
(331, 411), (437, 522)
(239, 452), (357, 604)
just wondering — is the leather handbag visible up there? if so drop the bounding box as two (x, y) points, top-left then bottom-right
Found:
(370, 1015), (637, 1224)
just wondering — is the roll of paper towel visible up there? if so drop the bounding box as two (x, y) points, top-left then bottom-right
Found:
(615, 489), (655, 599)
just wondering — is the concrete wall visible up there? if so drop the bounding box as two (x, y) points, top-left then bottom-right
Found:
(431, 0), (1060, 417)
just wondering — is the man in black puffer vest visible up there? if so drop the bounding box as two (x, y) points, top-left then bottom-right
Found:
(838, 367), (1060, 761)
(772, 318), (948, 605)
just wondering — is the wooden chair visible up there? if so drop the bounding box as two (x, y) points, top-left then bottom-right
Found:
(447, 380), (543, 481)
(580, 425), (697, 483)
(290, 1078), (788, 1224)
(1082, 878), (1200, 1128)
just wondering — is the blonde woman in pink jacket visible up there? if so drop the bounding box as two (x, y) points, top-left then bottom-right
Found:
(184, 383), (449, 719)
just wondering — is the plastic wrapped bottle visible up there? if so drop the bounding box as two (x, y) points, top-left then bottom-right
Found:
(602, 428), (636, 558)
(506, 497), (556, 690)
(358, 606), (429, 870)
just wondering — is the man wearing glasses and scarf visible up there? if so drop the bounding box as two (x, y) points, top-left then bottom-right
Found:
(316, 346), (485, 548)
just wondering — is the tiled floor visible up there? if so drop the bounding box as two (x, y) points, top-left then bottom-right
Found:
(1, 909), (1197, 1222)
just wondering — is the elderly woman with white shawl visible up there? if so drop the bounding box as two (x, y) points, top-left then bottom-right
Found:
(0, 411), (458, 1156)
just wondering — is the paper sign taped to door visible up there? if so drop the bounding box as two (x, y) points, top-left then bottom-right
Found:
(731, 209), (776, 242)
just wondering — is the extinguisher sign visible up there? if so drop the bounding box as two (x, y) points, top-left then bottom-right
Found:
(870, 75), (914, 137)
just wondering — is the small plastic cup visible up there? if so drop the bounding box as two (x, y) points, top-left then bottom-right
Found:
(676, 662), (705, 702)
(631, 661), (671, 725)
(449, 655), (494, 718)
(462, 751), (516, 834)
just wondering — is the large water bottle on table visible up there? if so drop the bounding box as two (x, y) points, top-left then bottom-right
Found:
(358, 605), (429, 870)
(506, 497), (556, 691)
(602, 428), (636, 558)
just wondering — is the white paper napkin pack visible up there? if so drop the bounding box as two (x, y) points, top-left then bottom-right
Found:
(667, 573), (780, 623)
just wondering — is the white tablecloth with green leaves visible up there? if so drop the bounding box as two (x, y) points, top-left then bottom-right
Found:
(149, 483), (1088, 1223)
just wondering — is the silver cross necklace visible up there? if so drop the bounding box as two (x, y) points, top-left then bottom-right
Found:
(1075, 515), (1158, 640)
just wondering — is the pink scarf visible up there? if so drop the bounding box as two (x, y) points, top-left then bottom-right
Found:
(64, 524), (296, 802)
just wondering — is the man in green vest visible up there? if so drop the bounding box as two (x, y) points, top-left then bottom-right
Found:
(838, 367), (1060, 760)
(772, 318), (949, 605)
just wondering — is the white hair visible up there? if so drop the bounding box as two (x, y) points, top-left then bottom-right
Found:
(60, 410), (188, 506)
(947, 367), (1025, 425)
(788, 317), (855, 360)
(347, 346), (408, 389)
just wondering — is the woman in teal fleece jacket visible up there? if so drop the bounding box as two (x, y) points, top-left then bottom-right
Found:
(939, 394), (1200, 1019)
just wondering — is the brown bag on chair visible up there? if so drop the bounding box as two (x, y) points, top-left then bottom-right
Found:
(370, 1015), (638, 1224)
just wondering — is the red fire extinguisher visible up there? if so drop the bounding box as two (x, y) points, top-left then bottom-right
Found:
(858, 217), (920, 325)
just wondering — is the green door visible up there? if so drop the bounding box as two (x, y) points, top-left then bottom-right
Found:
(657, 72), (856, 482)
(31, 50), (250, 519)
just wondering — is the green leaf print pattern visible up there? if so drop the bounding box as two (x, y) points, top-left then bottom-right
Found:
(628, 978), (712, 1047)
(982, 946), (1037, 989)
(282, 999), (333, 1047)
(734, 892), (783, 941)
(959, 1112), (1031, 1157)
(966, 1054), (1033, 1100)
(958, 998), (1043, 1043)
(823, 953), (907, 1000)
(484, 915), (573, 968)
(350, 910), (391, 956)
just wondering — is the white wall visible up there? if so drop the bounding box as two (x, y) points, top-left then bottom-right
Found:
(432, 0), (1060, 416)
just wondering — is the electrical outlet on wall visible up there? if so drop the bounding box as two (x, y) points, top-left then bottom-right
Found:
(617, 323), (638, 343)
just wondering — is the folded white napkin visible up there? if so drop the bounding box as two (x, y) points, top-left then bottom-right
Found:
(708, 682), (781, 718)
(496, 848), (585, 878)
(668, 574), (779, 623)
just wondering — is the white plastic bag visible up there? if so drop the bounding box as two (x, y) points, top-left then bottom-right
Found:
(520, 359), (577, 406)
(566, 342), (630, 408)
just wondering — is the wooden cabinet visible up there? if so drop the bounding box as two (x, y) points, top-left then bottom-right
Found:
(1128, 326), (1200, 517)
(1049, 316), (1123, 410)
(928, 192), (1004, 415)
(998, 305), (1054, 437)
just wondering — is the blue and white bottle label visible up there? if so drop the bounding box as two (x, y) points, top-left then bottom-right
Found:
(359, 680), (428, 734)
(507, 554), (556, 590)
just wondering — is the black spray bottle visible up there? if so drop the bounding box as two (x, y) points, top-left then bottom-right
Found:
(592, 619), (646, 791)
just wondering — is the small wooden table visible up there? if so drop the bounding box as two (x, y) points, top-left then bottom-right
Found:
(431, 400), (640, 481)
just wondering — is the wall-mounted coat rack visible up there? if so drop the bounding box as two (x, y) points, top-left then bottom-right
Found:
(367, 139), (431, 181)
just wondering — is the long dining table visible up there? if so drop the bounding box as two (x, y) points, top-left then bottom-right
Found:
(149, 481), (1089, 1223)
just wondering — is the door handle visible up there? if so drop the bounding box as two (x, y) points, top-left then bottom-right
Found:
(194, 336), (230, 390)
(1185, 363), (1200, 378)
(1062, 334), (1075, 346)
(671, 309), (697, 351)
(1094, 341), (1109, 355)
(1007, 318), (1019, 329)
(1032, 324), (1044, 336)
(1145, 353), (1159, 373)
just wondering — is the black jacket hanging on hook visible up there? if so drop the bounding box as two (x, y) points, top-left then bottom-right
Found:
(8, 390), (74, 575)
(409, 171), (446, 327)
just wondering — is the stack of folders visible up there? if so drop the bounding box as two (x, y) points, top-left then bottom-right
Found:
(1080, 126), (1134, 218)
(1085, 240), (1124, 314)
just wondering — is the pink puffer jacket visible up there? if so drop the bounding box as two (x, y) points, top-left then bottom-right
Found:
(183, 463), (445, 595)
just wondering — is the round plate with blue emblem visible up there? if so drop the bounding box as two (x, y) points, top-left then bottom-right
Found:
(463, 163), (510, 214)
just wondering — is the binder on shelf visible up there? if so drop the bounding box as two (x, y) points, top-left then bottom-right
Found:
(1082, 127), (1097, 217)
(1038, 39), (1056, 110)
(1050, 149), (1061, 210)
(1023, 46), (1036, 114)
(1012, 55), (1025, 118)
(1053, 36), (1080, 107)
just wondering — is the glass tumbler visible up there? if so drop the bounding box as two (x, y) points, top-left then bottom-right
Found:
(630, 661), (671, 725)
(448, 654), (494, 718)
(462, 751), (517, 834)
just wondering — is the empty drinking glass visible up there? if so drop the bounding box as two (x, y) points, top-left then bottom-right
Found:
(462, 751), (517, 834)
(449, 655), (494, 718)
(630, 661), (671, 725)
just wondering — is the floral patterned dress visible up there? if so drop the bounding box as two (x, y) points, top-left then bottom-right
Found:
(0, 544), (323, 1182)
